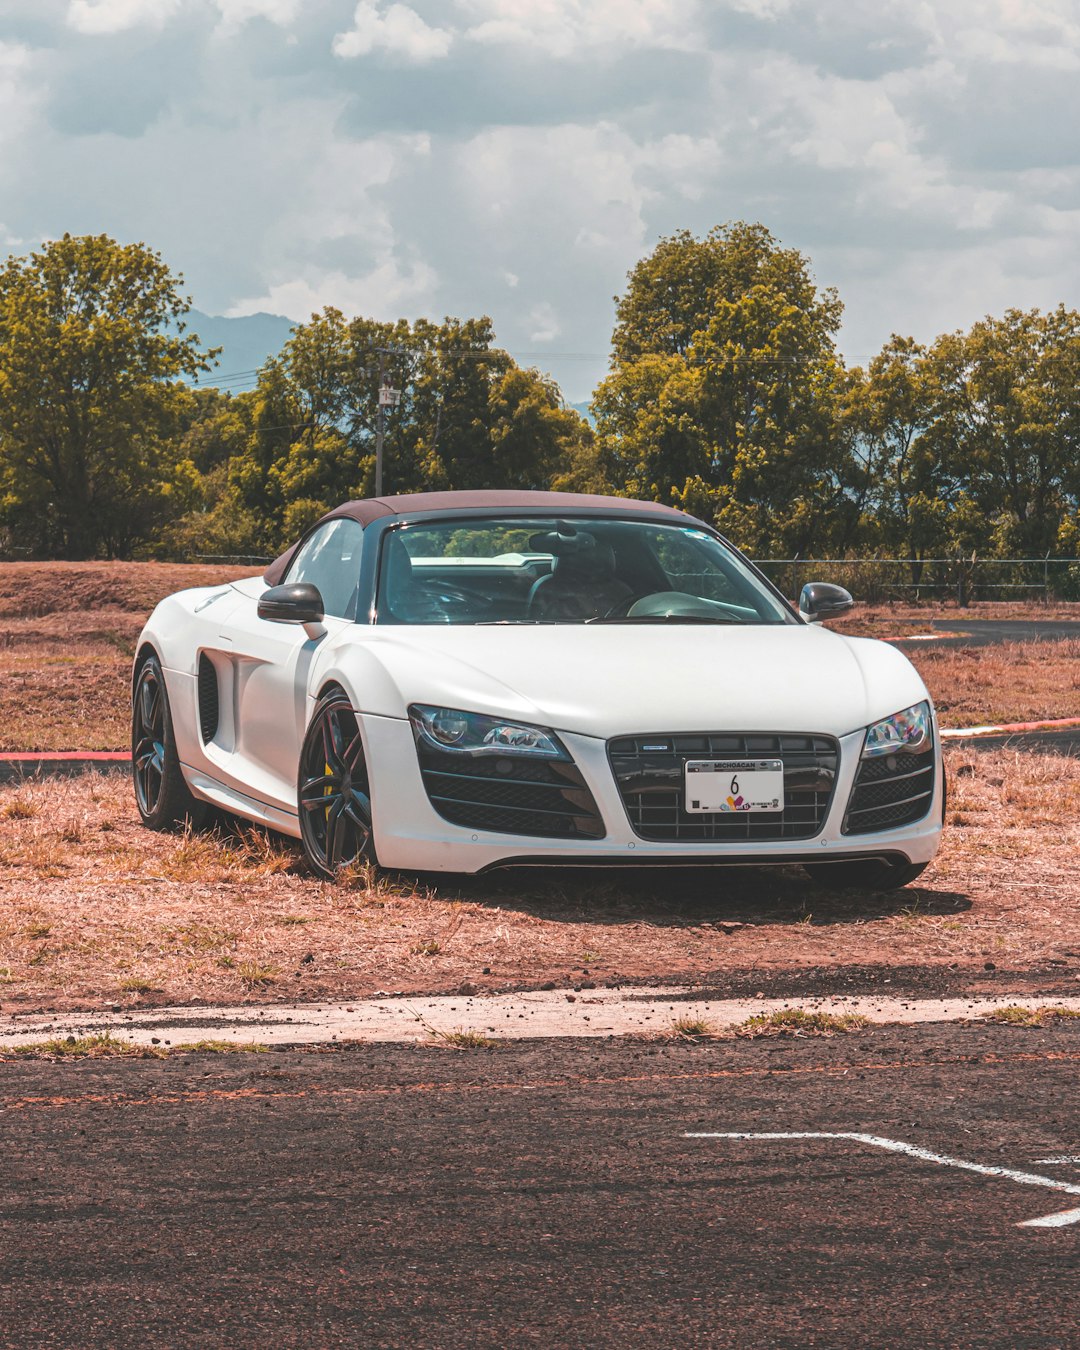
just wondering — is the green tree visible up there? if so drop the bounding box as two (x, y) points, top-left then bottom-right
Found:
(922, 307), (1080, 557)
(840, 337), (943, 560)
(595, 222), (853, 555)
(0, 234), (214, 557)
(228, 310), (588, 550)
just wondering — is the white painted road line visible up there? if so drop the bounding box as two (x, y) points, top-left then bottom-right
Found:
(1019, 1207), (1080, 1229)
(685, 1131), (1080, 1230)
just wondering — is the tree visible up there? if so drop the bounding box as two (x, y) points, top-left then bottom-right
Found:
(0, 234), (214, 557)
(922, 307), (1080, 557)
(595, 222), (853, 555)
(225, 310), (589, 550)
(839, 336), (944, 561)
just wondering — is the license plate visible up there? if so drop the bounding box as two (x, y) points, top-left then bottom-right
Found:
(684, 759), (784, 813)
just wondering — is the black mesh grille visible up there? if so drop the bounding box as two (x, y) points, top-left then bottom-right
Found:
(608, 733), (838, 842)
(417, 743), (605, 840)
(843, 748), (935, 835)
(197, 654), (219, 744)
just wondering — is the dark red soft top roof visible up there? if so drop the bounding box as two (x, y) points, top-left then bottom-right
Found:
(263, 490), (698, 585)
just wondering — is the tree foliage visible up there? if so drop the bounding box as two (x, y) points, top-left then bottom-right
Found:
(0, 234), (213, 557)
(3, 225), (1079, 569)
(590, 222), (852, 555)
(215, 310), (588, 552)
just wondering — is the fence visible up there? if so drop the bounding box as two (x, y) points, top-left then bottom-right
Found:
(751, 557), (1080, 604)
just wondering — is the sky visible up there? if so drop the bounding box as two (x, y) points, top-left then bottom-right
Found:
(2, 0), (1079, 401)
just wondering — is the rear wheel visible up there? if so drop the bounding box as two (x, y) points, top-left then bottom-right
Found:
(297, 689), (377, 878)
(803, 858), (928, 891)
(132, 654), (206, 830)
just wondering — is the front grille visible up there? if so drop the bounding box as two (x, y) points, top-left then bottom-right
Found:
(608, 733), (838, 842)
(417, 742), (605, 840)
(843, 749), (935, 835)
(197, 654), (219, 743)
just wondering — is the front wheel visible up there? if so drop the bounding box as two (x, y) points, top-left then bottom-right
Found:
(297, 689), (377, 878)
(132, 654), (206, 830)
(803, 858), (928, 891)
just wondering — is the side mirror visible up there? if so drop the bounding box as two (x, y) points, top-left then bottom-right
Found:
(258, 583), (325, 625)
(799, 582), (855, 624)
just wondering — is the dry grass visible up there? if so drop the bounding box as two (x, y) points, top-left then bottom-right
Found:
(906, 638), (1080, 726)
(3, 1033), (165, 1059)
(980, 1005), (1080, 1027)
(0, 1034), (270, 1060)
(0, 562), (248, 751)
(0, 746), (1077, 1011)
(734, 1009), (870, 1037)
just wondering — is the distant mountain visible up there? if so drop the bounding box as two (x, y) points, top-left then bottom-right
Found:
(570, 400), (595, 426)
(186, 309), (297, 391)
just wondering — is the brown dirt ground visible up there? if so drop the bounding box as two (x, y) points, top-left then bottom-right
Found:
(1, 746), (1077, 1013)
(0, 563), (253, 751)
(1, 564), (1079, 751)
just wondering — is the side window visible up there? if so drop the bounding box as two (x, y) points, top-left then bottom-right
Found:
(284, 519), (364, 619)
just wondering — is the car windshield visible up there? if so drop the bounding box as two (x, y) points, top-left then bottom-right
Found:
(375, 516), (795, 626)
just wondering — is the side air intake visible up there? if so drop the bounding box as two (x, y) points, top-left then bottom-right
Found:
(197, 653), (219, 744)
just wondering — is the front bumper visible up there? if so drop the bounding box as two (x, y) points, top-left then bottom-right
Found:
(363, 715), (944, 874)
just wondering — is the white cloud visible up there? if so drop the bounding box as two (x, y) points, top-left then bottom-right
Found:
(0, 41), (42, 161)
(66, 0), (182, 36)
(213, 0), (304, 33)
(333, 2), (453, 63)
(4, 0), (1080, 404)
(228, 257), (439, 322)
(527, 300), (560, 342)
(460, 0), (699, 57)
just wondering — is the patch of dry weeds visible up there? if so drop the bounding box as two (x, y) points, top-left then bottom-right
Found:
(0, 744), (1077, 1010)
(908, 639), (1080, 726)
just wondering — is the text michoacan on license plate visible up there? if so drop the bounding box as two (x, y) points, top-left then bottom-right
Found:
(684, 759), (784, 813)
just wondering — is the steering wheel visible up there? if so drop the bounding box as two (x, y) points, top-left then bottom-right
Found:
(599, 591), (657, 619)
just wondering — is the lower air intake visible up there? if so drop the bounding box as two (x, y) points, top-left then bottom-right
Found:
(842, 750), (935, 835)
(416, 742), (605, 840)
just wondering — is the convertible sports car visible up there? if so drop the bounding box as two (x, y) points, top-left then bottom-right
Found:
(132, 490), (944, 888)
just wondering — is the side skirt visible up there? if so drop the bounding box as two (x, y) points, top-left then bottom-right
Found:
(182, 765), (302, 839)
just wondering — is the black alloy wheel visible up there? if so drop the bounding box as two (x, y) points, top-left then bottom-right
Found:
(131, 654), (206, 830)
(803, 857), (928, 891)
(298, 689), (376, 878)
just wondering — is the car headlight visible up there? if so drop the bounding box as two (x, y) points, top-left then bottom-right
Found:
(409, 705), (569, 759)
(862, 701), (933, 759)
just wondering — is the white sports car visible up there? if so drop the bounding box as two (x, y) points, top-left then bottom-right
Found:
(132, 490), (943, 888)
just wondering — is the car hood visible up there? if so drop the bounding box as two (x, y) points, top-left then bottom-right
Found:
(349, 624), (929, 740)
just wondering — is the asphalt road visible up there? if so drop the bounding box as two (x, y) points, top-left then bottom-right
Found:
(891, 617), (1080, 648)
(3, 1023), (1079, 1349)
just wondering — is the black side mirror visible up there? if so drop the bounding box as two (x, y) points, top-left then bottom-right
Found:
(799, 582), (855, 623)
(258, 583), (325, 625)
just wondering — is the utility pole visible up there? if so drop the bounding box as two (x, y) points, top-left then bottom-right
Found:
(374, 350), (387, 497)
(373, 347), (402, 498)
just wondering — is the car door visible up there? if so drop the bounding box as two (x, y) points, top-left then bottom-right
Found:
(213, 519), (364, 813)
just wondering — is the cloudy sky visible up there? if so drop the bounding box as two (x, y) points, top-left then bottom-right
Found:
(2, 0), (1078, 400)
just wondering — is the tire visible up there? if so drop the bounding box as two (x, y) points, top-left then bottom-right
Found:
(132, 653), (207, 831)
(803, 858), (928, 891)
(297, 689), (377, 878)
